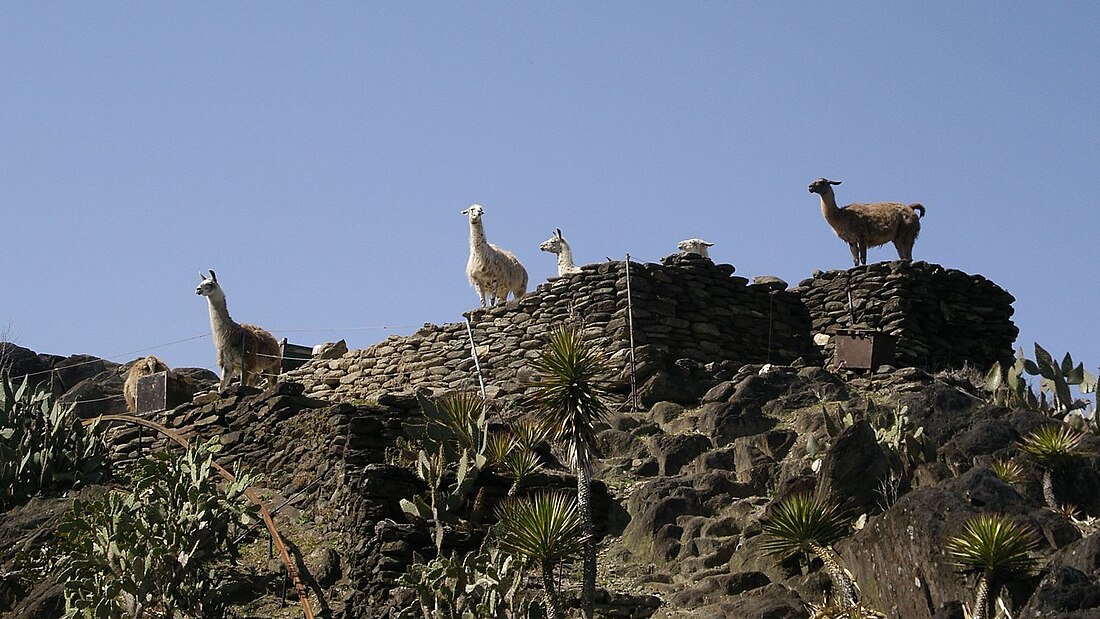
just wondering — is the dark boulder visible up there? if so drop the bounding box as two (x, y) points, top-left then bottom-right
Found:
(698, 401), (776, 446)
(648, 433), (712, 476)
(1018, 565), (1100, 616)
(814, 420), (889, 515)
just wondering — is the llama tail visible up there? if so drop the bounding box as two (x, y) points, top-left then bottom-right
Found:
(910, 203), (926, 218)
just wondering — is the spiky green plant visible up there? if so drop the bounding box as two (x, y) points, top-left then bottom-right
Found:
(501, 447), (543, 497)
(494, 492), (585, 619)
(487, 430), (519, 466)
(56, 437), (257, 618)
(1018, 424), (1088, 510)
(435, 391), (488, 453)
(527, 324), (613, 619)
(0, 371), (108, 508)
(945, 515), (1037, 619)
(486, 423), (545, 497)
(401, 392), (491, 548)
(511, 416), (553, 452)
(761, 493), (857, 609)
(989, 457), (1025, 487)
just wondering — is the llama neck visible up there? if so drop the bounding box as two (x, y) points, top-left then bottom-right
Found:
(205, 292), (239, 348)
(556, 242), (576, 273)
(818, 191), (843, 223)
(469, 219), (489, 252)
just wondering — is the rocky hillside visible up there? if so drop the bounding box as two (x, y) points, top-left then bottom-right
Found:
(2, 259), (1096, 619)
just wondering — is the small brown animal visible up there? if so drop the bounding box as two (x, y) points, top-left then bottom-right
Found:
(808, 178), (925, 266)
(123, 355), (170, 412)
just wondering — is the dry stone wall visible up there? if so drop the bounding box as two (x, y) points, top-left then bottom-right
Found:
(795, 260), (1017, 370)
(287, 254), (820, 404)
(287, 257), (1016, 404)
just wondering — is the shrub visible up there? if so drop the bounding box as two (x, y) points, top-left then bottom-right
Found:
(0, 372), (107, 508)
(56, 437), (257, 618)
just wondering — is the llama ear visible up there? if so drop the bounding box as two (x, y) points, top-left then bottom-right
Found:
(209, 270), (217, 282)
(704, 241), (714, 247)
(555, 228), (562, 238)
(829, 179), (842, 185)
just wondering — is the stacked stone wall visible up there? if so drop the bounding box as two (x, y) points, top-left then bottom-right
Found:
(287, 254), (820, 403)
(287, 258), (1016, 404)
(795, 261), (1017, 370)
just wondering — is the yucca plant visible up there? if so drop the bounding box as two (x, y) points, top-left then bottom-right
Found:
(494, 492), (585, 619)
(945, 515), (1037, 619)
(527, 325), (613, 619)
(486, 422), (546, 498)
(761, 492), (858, 609)
(486, 430), (519, 467)
(989, 457), (1025, 487)
(511, 416), (554, 452)
(1018, 424), (1088, 510)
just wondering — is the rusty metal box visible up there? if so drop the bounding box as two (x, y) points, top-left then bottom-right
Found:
(279, 340), (314, 373)
(832, 329), (896, 371)
(135, 371), (196, 414)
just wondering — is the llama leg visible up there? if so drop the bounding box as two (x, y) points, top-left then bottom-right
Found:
(894, 235), (915, 261)
(859, 245), (868, 265)
(848, 243), (860, 267)
(893, 240), (907, 261)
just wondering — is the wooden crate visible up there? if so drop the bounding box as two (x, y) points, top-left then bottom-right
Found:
(832, 329), (896, 371)
(135, 372), (196, 414)
(279, 340), (314, 373)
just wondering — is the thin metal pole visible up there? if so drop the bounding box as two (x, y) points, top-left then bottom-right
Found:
(464, 317), (487, 399)
(767, 291), (775, 365)
(846, 278), (857, 327)
(624, 255), (638, 412)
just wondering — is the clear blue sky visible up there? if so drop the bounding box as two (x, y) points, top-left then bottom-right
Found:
(2, 4), (1097, 383)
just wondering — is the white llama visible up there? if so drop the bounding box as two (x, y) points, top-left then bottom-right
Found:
(677, 238), (714, 258)
(462, 204), (528, 306)
(539, 228), (582, 276)
(195, 270), (282, 391)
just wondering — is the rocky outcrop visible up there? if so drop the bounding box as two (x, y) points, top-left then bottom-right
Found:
(2, 259), (1069, 619)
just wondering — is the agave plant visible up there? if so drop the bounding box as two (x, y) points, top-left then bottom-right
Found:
(1018, 424), (1088, 511)
(945, 515), (1037, 619)
(401, 392), (492, 547)
(761, 492), (858, 609)
(527, 324), (613, 619)
(486, 421), (546, 497)
(989, 457), (1025, 487)
(494, 492), (585, 619)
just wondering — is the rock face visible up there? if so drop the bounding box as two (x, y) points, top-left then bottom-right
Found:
(3, 261), (1071, 619)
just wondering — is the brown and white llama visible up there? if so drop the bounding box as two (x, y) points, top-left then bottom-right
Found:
(195, 270), (282, 391)
(808, 178), (925, 267)
(462, 204), (528, 306)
